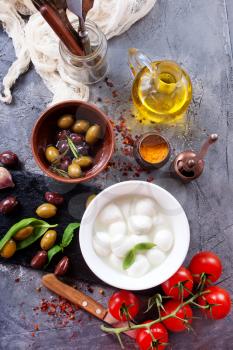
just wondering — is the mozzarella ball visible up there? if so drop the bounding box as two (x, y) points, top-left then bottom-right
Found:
(133, 235), (150, 244)
(112, 236), (138, 258)
(153, 229), (173, 252)
(109, 254), (123, 270)
(93, 236), (111, 257)
(109, 221), (127, 236)
(128, 215), (153, 235)
(147, 248), (166, 266)
(126, 254), (150, 277)
(98, 203), (123, 225)
(152, 214), (164, 227)
(95, 231), (111, 251)
(133, 198), (157, 217)
(119, 199), (132, 220)
(110, 233), (125, 250)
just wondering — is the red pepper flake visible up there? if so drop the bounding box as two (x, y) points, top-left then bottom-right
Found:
(147, 176), (154, 183)
(34, 296), (79, 327)
(112, 90), (118, 98)
(104, 77), (114, 88)
(31, 332), (35, 337)
(87, 286), (94, 293)
(15, 278), (20, 283)
(34, 324), (39, 331)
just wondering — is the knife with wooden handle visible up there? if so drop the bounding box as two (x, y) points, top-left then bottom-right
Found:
(42, 274), (136, 339)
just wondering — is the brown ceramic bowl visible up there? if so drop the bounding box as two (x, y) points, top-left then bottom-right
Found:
(31, 101), (115, 183)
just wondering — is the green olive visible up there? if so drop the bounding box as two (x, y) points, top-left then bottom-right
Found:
(57, 114), (74, 129)
(72, 120), (90, 134)
(73, 156), (93, 168)
(40, 230), (57, 250)
(45, 146), (59, 163)
(86, 194), (96, 208)
(68, 163), (82, 178)
(85, 124), (102, 145)
(36, 203), (57, 219)
(1, 239), (16, 258)
(14, 226), (34, 241)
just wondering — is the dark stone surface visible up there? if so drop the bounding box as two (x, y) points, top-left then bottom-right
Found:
(1, 0), (233, 349)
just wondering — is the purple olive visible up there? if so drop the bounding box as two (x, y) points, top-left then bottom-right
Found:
(30, 251), (48, 269)
(60, 157), (72, 171)
(0, 151), (19, 168)
(76, 142), (90, 156)
(45, 192), (64, 206)
(56, 140), (69, 153)
(57, 130), (70, 141)
(54, 256), (70, 276)
(0, 196), (19, 214)
(70, 133), (83, 144)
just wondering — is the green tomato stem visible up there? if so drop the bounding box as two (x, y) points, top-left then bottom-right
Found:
(101, 290), (210, 335)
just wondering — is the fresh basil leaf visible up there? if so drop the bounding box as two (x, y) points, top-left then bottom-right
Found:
(134, 242), (156, 252)
(123, 249), (136, 270)
(46, 245), (62, 267)
(61, 223), (80, 248)
(122, 242), (156, 270)
(45, 222), (80, 267)
(0, 218), (57, 251)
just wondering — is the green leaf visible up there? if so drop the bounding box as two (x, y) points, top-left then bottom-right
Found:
(134, 242), (156, 251)
(122, 242), (156, 270)
(45, 222), (80, 267)
(46, 245), (62, 267)
(0, 218), (57, 251)
(61, 223), (80, 248)
(123, 249), (136, 270)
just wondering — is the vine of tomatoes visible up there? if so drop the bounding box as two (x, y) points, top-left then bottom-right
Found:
(106, 251), (231, 350)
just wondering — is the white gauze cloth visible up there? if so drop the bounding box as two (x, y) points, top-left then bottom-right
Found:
(0, 0), (156, 105)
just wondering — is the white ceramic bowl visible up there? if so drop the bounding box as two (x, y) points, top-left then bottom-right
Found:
(79, 181), (190, 290)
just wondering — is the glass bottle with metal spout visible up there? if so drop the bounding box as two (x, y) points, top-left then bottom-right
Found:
(128, 48), (192, 124)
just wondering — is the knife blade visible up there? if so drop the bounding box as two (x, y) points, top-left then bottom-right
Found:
(42, 274), (137, 339)
(66, 0), (92, 55)
(66, 0), (83, 19)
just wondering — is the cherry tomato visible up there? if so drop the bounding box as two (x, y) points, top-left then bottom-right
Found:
(189, 251), (222, 284)
(108, 290), (140, 321)
(198, 286), (231, 320)
(136, 321), (168, 350)
(161, 300), (193, 332)
(162, 266), (193, 300)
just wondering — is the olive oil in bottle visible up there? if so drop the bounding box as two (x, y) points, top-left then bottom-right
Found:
(129, 49), (192, 124)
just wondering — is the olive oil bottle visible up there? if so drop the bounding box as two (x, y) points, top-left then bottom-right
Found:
(129, 49), (192, 124)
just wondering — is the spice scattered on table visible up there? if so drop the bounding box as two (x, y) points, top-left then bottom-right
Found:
(33, 297), (80, 327)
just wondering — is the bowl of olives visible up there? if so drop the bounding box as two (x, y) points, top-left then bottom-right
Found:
(31, 101), (115, 183)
